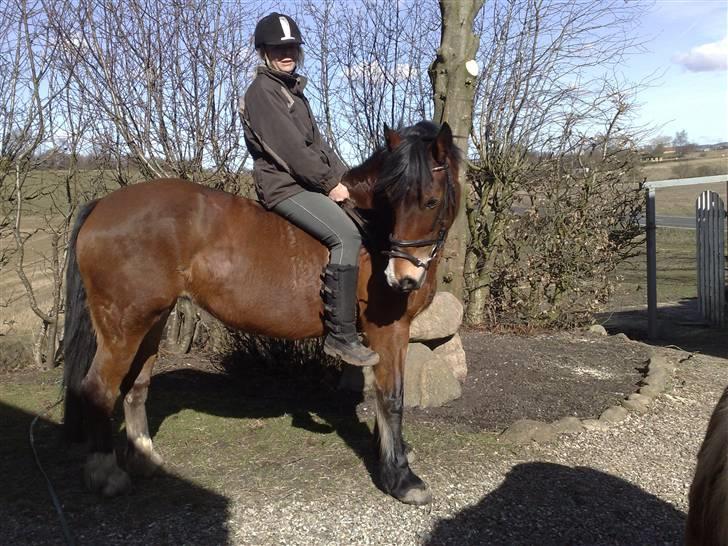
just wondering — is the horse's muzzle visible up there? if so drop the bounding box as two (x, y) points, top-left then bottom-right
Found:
(396, 276), (422, 293)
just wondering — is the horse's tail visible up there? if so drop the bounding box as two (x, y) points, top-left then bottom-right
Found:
(686, 386), (728, 546)
(62, 199), (99, 442)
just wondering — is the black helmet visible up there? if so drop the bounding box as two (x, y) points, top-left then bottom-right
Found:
(254, 13), (304, 48)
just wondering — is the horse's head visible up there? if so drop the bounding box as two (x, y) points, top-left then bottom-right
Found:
(374, 121), (461, 293)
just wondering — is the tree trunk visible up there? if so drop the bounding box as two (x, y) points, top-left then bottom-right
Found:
(429, 0), (483, 300)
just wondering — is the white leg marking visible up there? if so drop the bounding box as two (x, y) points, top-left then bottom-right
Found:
(375, 397), (395, 463)
(84, 453), (131, 497)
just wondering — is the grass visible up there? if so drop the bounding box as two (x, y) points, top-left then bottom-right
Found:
(608, 227), (706, 311)
(640, 150), (728, 182)
(0, 359), (503, 543)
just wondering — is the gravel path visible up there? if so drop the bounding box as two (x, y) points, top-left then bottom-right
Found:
(223, 348), (728, 545)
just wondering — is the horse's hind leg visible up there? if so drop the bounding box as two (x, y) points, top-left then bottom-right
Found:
(123, 314), (168, 477)
(81, 315), (163, 496)
(81, 340), (143, 496)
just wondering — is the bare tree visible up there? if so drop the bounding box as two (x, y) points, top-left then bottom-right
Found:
(48, 0), (260, 191)
(464, 0), (649, 325)
(300, 0), (439, 164)
(0, 0), (91, 367)
(428, 0), (484, 299)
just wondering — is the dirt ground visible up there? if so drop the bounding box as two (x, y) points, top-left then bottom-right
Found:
(0, 320), (703, 545)
(147, 327), (651, 434)
(408, 329), (650, 431)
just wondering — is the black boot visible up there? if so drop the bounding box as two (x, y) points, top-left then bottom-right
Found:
(322, 264), (379, 367)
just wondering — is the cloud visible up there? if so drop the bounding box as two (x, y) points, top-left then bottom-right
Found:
(345, 60), (418, 83)
(673, 37), (728, 72)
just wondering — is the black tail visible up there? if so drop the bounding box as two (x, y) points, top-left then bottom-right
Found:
(62, 200), (99, 442)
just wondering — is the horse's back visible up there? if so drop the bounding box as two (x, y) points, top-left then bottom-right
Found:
(77, 179), (331, 338)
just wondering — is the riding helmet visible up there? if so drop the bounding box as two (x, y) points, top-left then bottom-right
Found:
(254, 13), (304, 48)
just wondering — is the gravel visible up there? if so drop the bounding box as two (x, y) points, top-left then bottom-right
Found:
(220, 348), (728, 545)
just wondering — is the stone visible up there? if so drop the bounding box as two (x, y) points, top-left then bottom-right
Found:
(622, 398), (649, 414)
(431, 334), (467, 383)
(581, 419), (609, 432)
(639, 384), (661, 399)
(552, 416), (585, 434)
(645, 370), (668, 390)
(338, 364), (375, 392)
(600, 405), (628, 424)
(626, 393), (651, 405)
(647, 354), (669, 371)
(614, 333), (630, 341)
(499, 419), (555, 444)
(410, 292), (463, 341)
(403, 344), (427, 408)
(588, 324), (608, 336)
(403, 343), (462, 408)
(419, 352), (462, 408)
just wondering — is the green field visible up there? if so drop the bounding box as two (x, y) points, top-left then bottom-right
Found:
(608, 227), (700, 311)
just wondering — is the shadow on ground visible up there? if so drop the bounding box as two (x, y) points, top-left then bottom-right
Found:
(147, 348), (380, 486)
(0, 401), (230, 545)
(426, 462), (685, 545)
(598, 297), (728, 359)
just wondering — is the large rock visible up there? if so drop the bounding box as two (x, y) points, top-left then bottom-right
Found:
(410, 292), (463, 341)
(404, 343), (461, 408)
(431, 334), (467, 383)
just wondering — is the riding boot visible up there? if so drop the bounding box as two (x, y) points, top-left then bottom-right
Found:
(322, 264), (380, 367)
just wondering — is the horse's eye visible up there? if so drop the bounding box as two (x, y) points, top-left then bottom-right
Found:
(425, 198), (440, 209)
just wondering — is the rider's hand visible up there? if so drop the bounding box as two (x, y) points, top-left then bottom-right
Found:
(328, 183), (350, 202)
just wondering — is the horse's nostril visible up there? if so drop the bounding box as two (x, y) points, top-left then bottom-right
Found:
(399, 277), (417, 292)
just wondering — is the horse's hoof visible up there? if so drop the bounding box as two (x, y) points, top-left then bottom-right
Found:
(84, 453), (131, 497)
(126, 436), (164, 477)
(398, 485), (432, 505)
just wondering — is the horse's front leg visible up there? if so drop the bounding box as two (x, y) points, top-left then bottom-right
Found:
(369, 325), (432, 505)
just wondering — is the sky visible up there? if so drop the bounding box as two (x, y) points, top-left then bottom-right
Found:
(623, 0), (728, 144)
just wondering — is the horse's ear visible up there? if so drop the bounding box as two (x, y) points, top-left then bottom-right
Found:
(384, 124), (402, 151)
(433, 122), (453, 164)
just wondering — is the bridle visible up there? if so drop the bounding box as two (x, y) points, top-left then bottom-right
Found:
(383, 161), (453, 270)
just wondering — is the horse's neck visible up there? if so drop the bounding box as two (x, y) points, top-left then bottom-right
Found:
(344, 151), (386, 209)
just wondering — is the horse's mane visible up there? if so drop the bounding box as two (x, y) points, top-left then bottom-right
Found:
(343, 120), (460, 246)
(347, 121), (450, 207)
(375, 121), (441, 206)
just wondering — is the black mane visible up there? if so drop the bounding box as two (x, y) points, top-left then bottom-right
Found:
(373, 121), (442, 206)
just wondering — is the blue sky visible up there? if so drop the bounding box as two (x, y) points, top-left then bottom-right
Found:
(625, 0), (728, 144)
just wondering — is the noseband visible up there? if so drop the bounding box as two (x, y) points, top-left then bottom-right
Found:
(383, 162), (453, 270)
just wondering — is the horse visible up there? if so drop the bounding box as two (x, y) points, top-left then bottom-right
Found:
(686, 385), (728, 545)
(62, 120), (461, 505)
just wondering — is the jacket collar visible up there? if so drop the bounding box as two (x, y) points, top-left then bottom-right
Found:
(256, 66), (307, 95)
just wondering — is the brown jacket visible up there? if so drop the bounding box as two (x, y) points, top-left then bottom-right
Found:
(242, 66), (347, 209)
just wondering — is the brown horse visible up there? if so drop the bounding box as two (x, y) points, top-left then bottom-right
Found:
(686, 385), (728, 545)
(63, 121), (461, 504)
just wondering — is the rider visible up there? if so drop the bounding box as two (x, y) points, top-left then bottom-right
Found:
(241, 12), (379, 367)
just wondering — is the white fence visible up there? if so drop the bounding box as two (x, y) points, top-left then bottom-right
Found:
(696, 191), (725, 326)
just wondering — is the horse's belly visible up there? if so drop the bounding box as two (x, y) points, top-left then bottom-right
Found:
(188, 227), (329, 340)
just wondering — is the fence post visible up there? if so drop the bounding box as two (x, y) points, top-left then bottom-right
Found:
(646, 187), (657, 339)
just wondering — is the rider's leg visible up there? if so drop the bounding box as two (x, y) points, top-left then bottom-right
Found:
(273, 191), (379, 367)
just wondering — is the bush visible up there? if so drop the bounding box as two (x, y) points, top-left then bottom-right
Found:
(465, 143), (644, 328)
